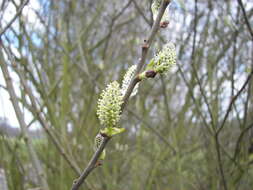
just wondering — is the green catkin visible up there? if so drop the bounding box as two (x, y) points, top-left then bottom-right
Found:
(152, 42), (176, 73)
(97, 81), (123, 128)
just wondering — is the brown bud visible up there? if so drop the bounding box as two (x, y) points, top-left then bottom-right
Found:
(145, 70), (157, 78)
(142, 40), (149, 50)
(160, 21), (169, 28)
(100, 132), (109, 138)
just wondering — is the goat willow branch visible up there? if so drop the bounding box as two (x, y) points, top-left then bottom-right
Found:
(71, 1), (171, 190)
(122, 0), (170, 109)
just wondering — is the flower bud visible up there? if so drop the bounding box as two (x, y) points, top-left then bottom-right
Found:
(151, 0), (169, 24)
(94, 133), (103, 151)
(94, 133), (106, 160)
(121, 65), (139, 97)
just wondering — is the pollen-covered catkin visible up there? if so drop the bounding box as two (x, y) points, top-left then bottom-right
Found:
(97, 81), (123, 128)
(151, 0), (169, 22)
(153, 42), (176, 73)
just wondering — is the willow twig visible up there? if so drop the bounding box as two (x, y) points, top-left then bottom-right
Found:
(71, 1), (171, 190)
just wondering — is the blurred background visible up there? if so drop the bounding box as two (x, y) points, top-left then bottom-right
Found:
(0, 0), (253, 189)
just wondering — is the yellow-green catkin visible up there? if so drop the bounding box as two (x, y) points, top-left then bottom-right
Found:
(97, 81), (123, 128)
(153, 42), (176, 73)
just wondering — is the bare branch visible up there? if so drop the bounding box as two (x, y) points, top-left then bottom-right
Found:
(0, 0), (29, 38)
(217, 68), (253, 135)
(0, 42), (49, 190)
(237, 0), (253, 40)
(71, 137), (110, 190)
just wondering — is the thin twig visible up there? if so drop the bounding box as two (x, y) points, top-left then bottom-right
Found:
(131, 0), (152, 25)
(0, 43), (49, 190)
(214, 134), (228, 190)
(237, 0), (253, 40)
(190, 0), (216, 130)
(233, 122), (253, 160)
(177, 64), (213, 135)
(217, 68), (253, 135)
(71, 137), (111, 190)
(160, 75), (171, 122)
(214, 68), (253, 190)
(1, 44), (94, 188)
(214, 62), (253, 190)
(121, 0), (171, 110)
(0, 0), (29, 38)
(127, 109), (176, 154)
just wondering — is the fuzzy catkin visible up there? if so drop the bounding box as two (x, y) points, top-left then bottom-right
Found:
(121, 65), (139, 97)
(153, 42), (176, 73)
(97, 81), (123, 128)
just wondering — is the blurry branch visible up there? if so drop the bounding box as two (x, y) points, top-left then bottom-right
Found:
(0, 0), (29, 38)
(76, 1), (106, 45)
(0, 0), (8, 22)
(0, 44), (49, 190)
(1, 45), (93, 189)
(160, 75), (171, 122)
(102, 0), (132, 59)
(217, 68), (253, 135)
(127, 109), (177, 154)
(178, 64), (213, 135)
(231, 8), (241, 127)
(76, 87), (96, 136)
(1, 134), (26, 177)
(76, 36), (91, 80)
(214, 136), (228, 190)
(233, 122), (253, 160)
(215, 64), (253, 190)
(237, 0), (253, 40)
(131, 0), (152, 25)
(0, 0), (7, 10)
(89, 18), (134, 52)
(191, 1), (228, 188)
(175, 14), (213, 134)
(8, 55), (80, 173)
(190, 0), (215, 130)
(71, 1), (172, 190)
(191, 64), (215, 129)
(242, 69), (252, 130)
(238, 0), (253, 138)
(0, 84), (7, 90)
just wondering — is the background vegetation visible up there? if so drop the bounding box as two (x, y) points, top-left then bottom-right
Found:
(0, 0), (253, 190)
